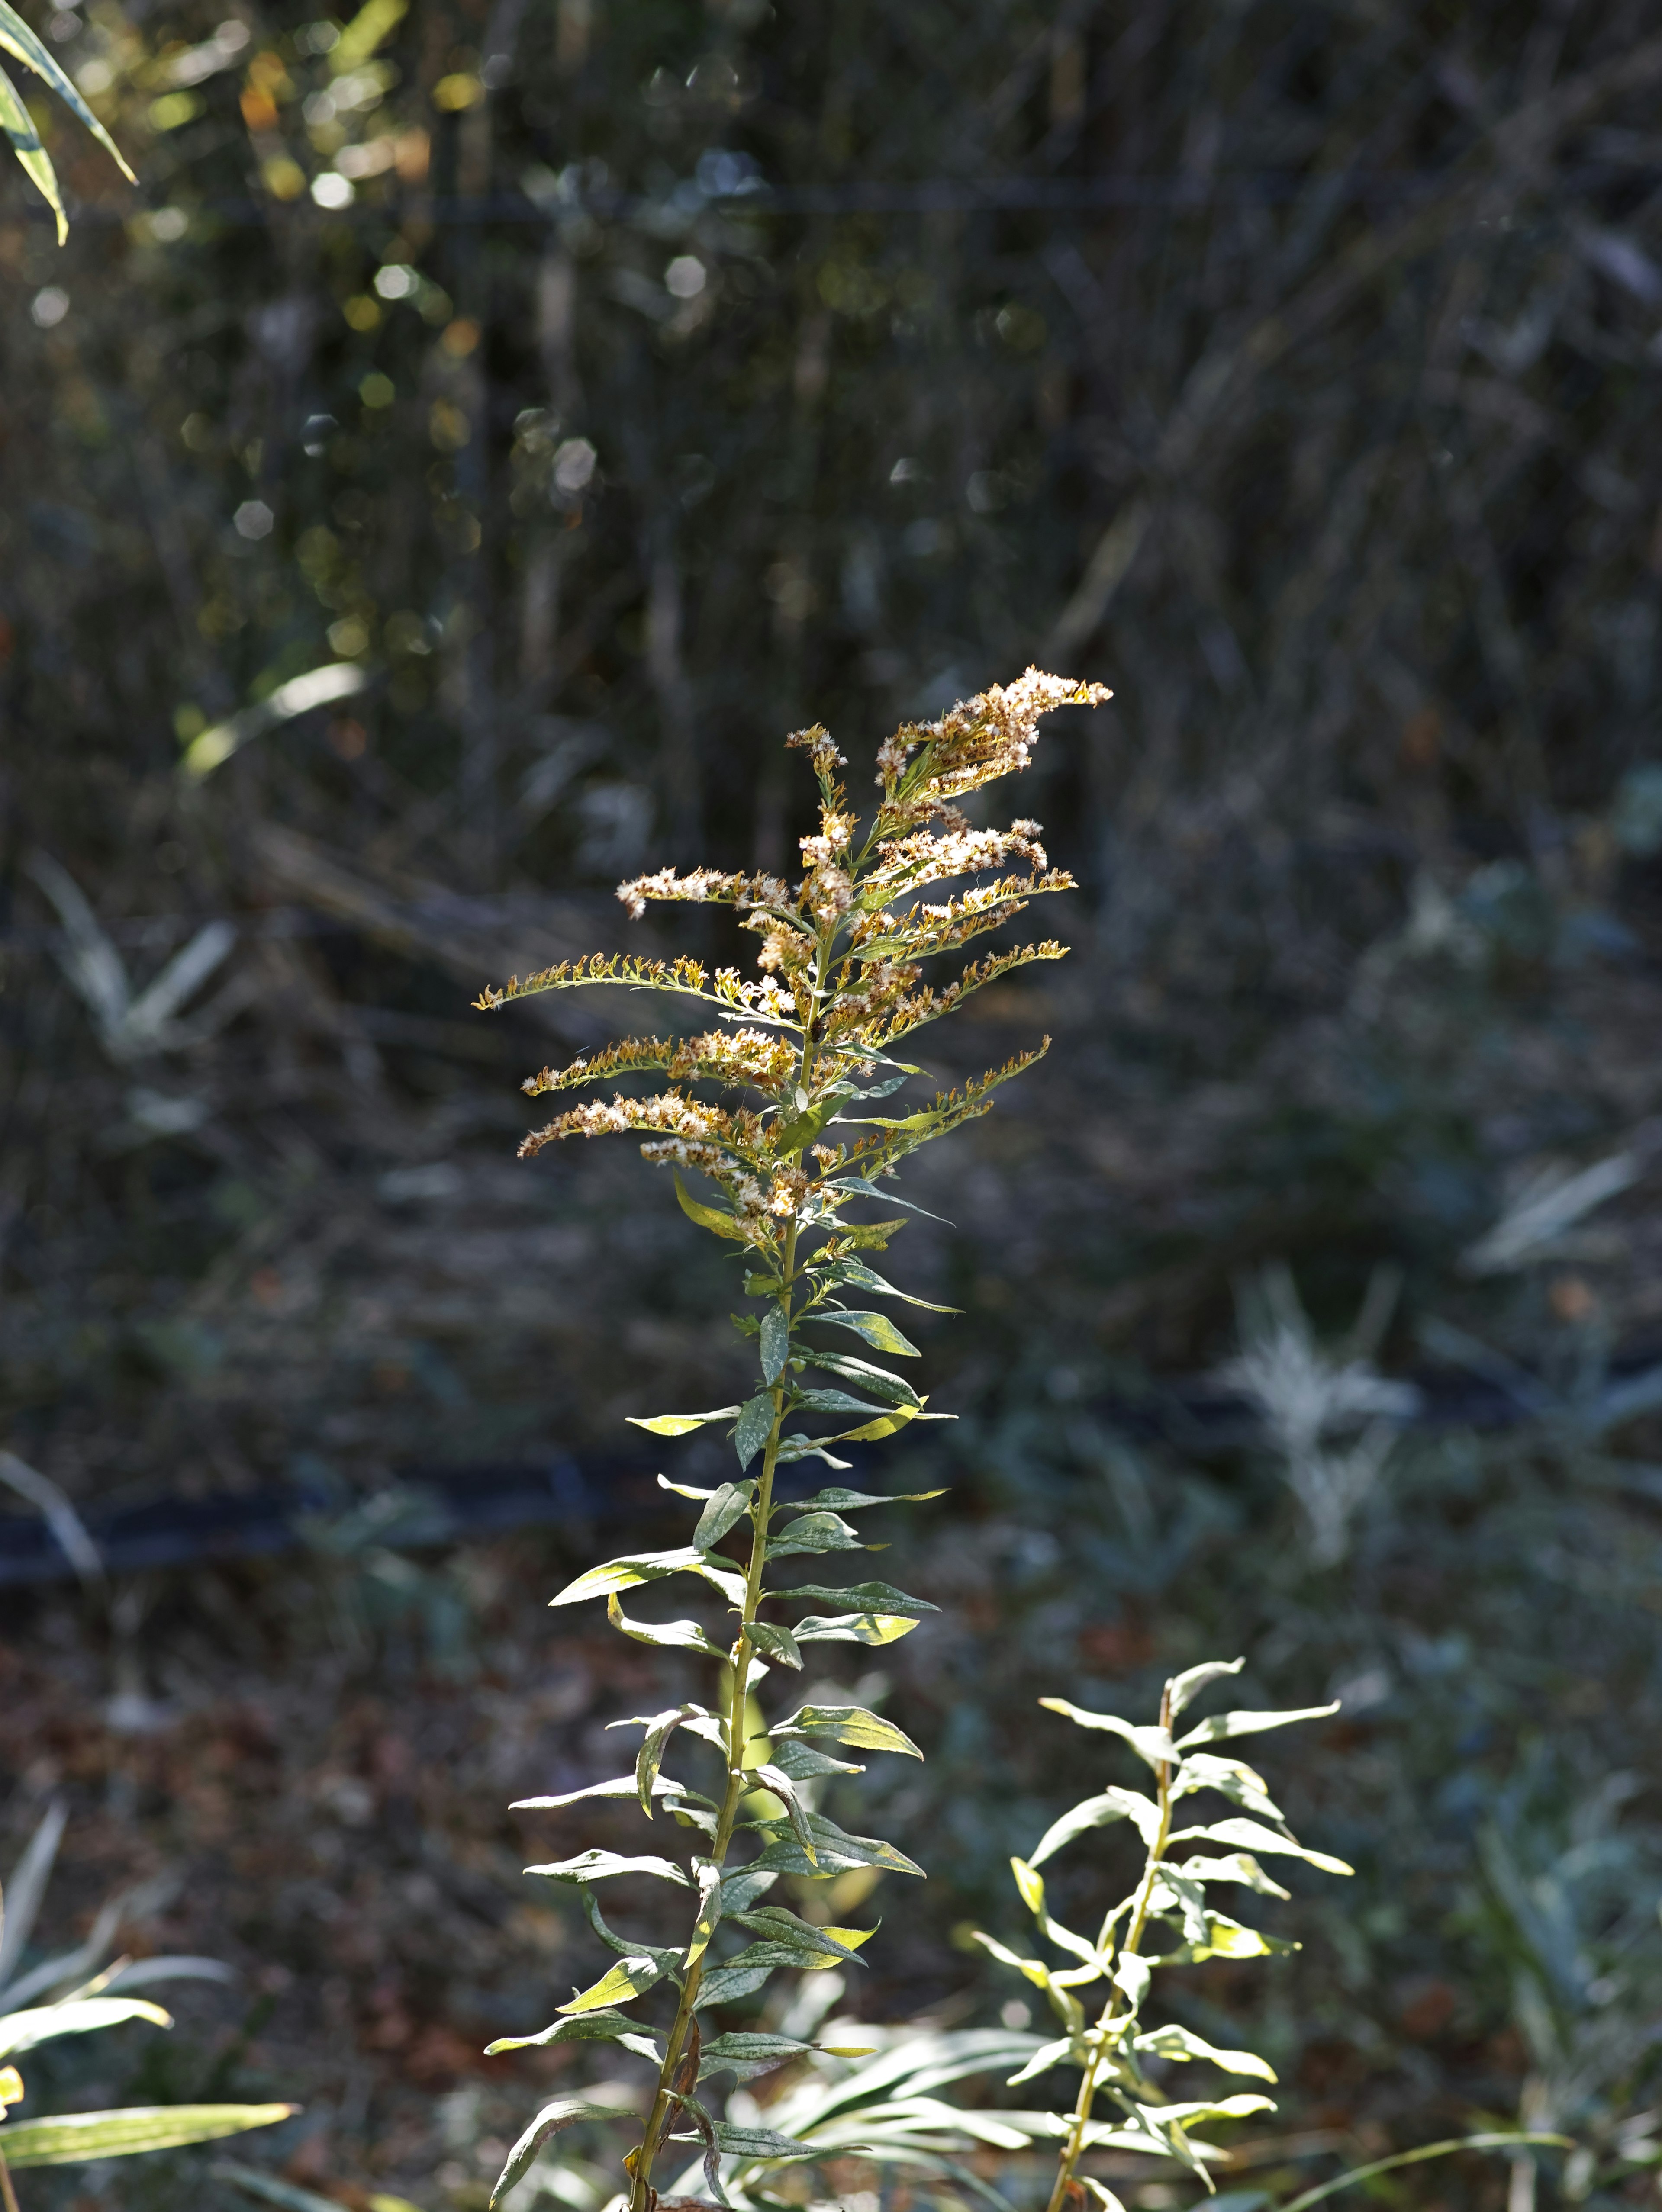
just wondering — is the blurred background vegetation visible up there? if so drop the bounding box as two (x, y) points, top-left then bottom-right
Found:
(3, 0), (1662, 2206)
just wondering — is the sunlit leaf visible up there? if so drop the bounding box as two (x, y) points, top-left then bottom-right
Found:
(628, 1409), (741, 1437)
(0, 1997), (172, 2060)
(1, 2103), (294, 2166)
(773, 1703), (922, 1758)
(805, 1310), (920, 1357)
(489, 2098), (635, 2209)
(525, 1850), (690, 1887)
(1173, 1704), (1339, 1750)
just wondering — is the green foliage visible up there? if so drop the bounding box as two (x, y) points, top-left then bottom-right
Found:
(0, 0), (132, 242)
(973, 1661), (1350, 2210)
(482, 673), (1104, 2212)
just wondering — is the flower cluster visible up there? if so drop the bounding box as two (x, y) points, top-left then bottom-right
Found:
(784, 722), (847, 775)
(615, 866), (794, 921)
(876, 667), (1111, 823)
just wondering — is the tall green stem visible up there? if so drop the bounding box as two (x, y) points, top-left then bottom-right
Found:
(628, 928), (834, 2212)
(1044, 1683), (1175, 2212)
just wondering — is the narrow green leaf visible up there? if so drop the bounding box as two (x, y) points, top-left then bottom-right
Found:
(484, 2009), (661, 2062)
(606, 1594), (727, 1659)
(769, 1738), (862, 1780)
(760, 1308), (790, 1382)
(778, 1486), (946, 1515)
(699, 2032), (814, 2081)
(1165, 1657), (1245, 1719)
(1132, 2023), (1277, 2080)
(747, 1620), (803, 1669)
(684, 1860), (724, 1968)
(489, 2099), (635, 2209)
(747, 1762), (819, 1862)
(557, 1954), (670, 2015)
(723, 1907), (874, 1967)
(635, 1706), (699, 1817)
(1174, 1703), (1340, 1750)
(628, 1408), (740, 1437)
(1172, 1752), (1285, 1823)
(512, 1774), (716, 1814)
(771, 1435), (854, 1469)
(800, 1350), (921, 1407)
(791, 1387), (894, 1419)
(792, 1611), (919, 1646)
(0, 1997), (173, 2059)
(675, 1171), (752, 1241)
(665, 2088), (728, 2208)
(1170, 1852), (1292, 1899)
(577, 1885), (684, 1971)
(1029, 1786), (1159, 1866)
(806, 1310), (920, 1357)
(525, 1850), (690, 1887)
(693, 1961), (774, 2008)
(822, 1258), (961, 1312)
(1112, 1952), (1151, 2010)
(773, 1703), (922, 1758)
(747, 1811), (923, 1879)
(695, 1481), (754, 1550)
(735, 1393), (776, 1471)
(771, 1580), (937, 1615)
(0, 59), (63, 243)
(712, 2123), (820, 2164)
(552, 1546), (747, 1610)
(1006, 2036), (1083, 2087)
(1166, 1815), (1353, 1876)
(1, 2104), (295, 2167)
(1038, 1698), (1177, 1771)
(1277, 2133), (1574, 2212)
(766, 1511), (866, 1559)
(0, 0), (134, 180)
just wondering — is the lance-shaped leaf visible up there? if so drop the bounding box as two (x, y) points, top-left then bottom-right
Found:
(717, 1868), (779, 1914)
(769, 1737), (862, 1781)
(525, 1850), (690, 1887)
(712, 2122), (821, 2164)
(766, 1512), (867, 1559)
(1112, 1952), (1152, 2011)
(799, 1350), (922, 1407)
(628, 1408), (741, 1437)
(0, 2104), (295, 2167)
(772, 1435), (854, 1469)
(805, 1310), (920, 1357)
(698, 2032), (815, 2082)
(831, 1402), (947, 1443)
(488, 2099), (635, 2210)
(1171, 1752), (1285, 1822)
(1170, 1851), (1292, 1899)
(0, 61), (63, 243)
(760, 1308), (791, 1382)
(1166, 1912), (1298, 1963)
(1165, 1657), (1245, 1718)
(607, 1594), (727, 1660)
(675, 1172), (752, 1241)
(724, 1905), (875, 1965)
(665, 2088), (728, 2207)
(747, 1810), (923, 1879)
(0, 1996), (174, 2059)
(1166, 1815), (1353, 1875)
(1132, 2023), (1277, 2081)
(821, 1258), (961, 1312)
(747, 1620), (803, 1669)
(791, 1387), (896, 1420)
(1174, 1702), (1339, 1749)
(630, 1706), (704, 1816)
(578, 1885), (686, 1974)
(971, 1933), (1086, 2032)
(552, 1546), (747, 1610)
(694, 1959), (774, 2008)
(557, 1952), (671, 2016)
(1148, 1868), (1211, 1947)
(771, 1580), (937, 1615)
(0, 0), (134, 181)
(778, 1486), (946, 1516)
(512, 1774), (717, 1814)
(1009, 1858), (1102, 1968)
(734, 1393), (776, 1471)
(1006, 2034), (1085, 2087)
(772, 1704), (922, 1759)
(1039, 1698), (1178, 1772)
(746, 1762), (819, 1862)
(1029, 1786), (1160, 1867)
(793, 1611), (919, 1646)
(685, 1860), (724, 1968)
(485, 2008), (661, 2062)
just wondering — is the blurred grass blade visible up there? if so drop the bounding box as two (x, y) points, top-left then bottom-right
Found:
(0, 58), (63, 241)
(1, 2102), (297, 2165)
(0, 1800), (68, 1993)
(0, 1452), (102, 1590)
(180, 663), (371, 779)
(1278, 2131), (1574, 2211)
(0, 0), (133, 180)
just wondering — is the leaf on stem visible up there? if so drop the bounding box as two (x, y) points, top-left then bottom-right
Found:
(792, 1611), (919, 1646)
(747, 1810), (924, 1879)
(772, 1704), (922, 1758)
(1131, 2024), (1277, 2080)
(512, 1774), (716, 1814)
(607, 1595), (728, 1659)
(675, 1173), (752, 1241)
(1038, 1698), (1177, 1772)
(1165, 1658), (1245, 1718)
(776, 1486), (947, 1515)
(746, 1621), (803, 1669)
(805, 1311), (921, 1357)
(821, 1258), (961, 1312)
(1166, 1815), (1353, 1875)
(488, 2100), (635, 2210)
(629, 1409), (741, 1437)
(525, 1850), (690, 1887)
(694, 1482), (755, 1550)
(760, 1309), (791, 1382)
(485, 2009), (662, 2062)
(771, 1580), (938, 1615)
(551, 1547), (747, 1610)
(0, 1998), (172, 2060)
(766, 1512), (868, 1559)
(684, 1860), (724, 1968)
(1174, 1704), (1340, 1749)
(799, 1351), (922, 1407)
(557, 1954), (671, 2016)
(734, 1394), (776, 1471)
(1029, 1786), (1160, 1866)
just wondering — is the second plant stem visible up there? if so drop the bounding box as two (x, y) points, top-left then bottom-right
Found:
(1044, 1682), (1175, 2212)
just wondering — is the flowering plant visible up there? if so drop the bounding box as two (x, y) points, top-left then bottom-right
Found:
(476, 668), (1107, 2212)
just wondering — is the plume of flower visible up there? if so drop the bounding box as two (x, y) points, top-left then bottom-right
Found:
(475, 672), (1109, 2212)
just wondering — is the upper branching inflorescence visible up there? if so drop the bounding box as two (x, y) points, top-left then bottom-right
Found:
(974, 1662), (1351, 2212)
(477, 670), (1107, 2212)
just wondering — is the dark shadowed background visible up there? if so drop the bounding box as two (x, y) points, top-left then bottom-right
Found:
(2, 1), (1662, 2206)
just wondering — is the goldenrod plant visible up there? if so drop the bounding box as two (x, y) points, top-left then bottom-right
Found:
(976, 1663), (1566, 2212)
(0, 0), (132, 243)
(0, 1807), (295, 2207)
(476, 669), (1108, 2212)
